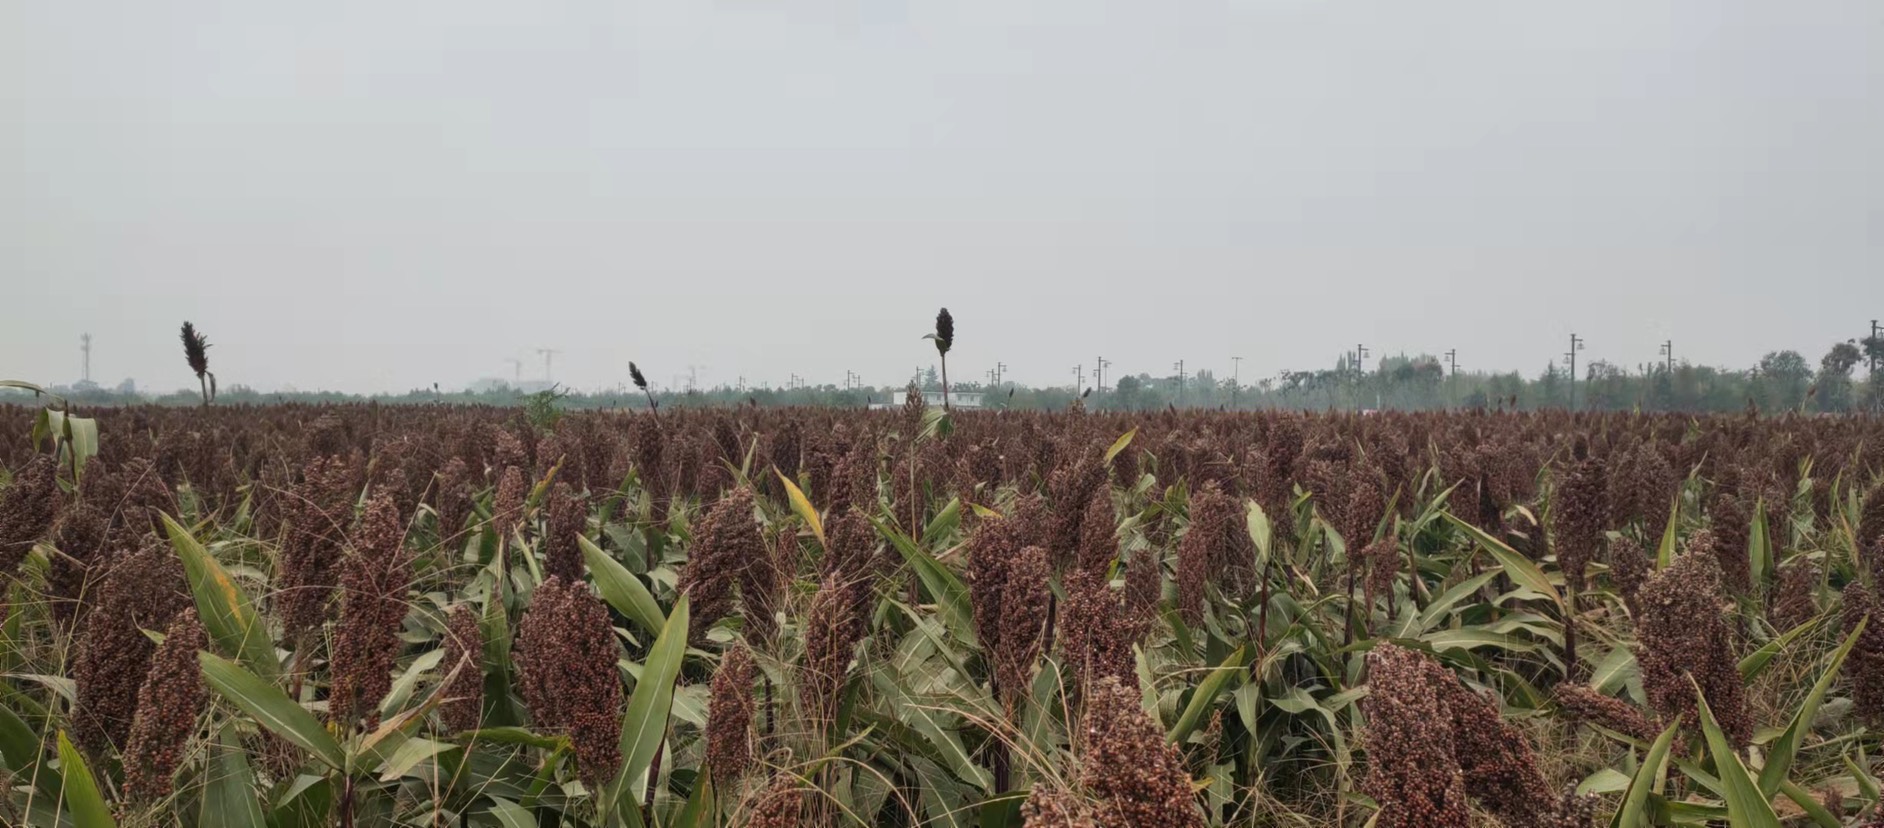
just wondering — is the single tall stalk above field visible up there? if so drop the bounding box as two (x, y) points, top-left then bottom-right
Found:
(926, 307), (954, 411)
(629, 361), (659, 421)
(179, 321), (215, 406)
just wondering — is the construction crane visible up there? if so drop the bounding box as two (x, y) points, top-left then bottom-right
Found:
(80, 333), (92, 383)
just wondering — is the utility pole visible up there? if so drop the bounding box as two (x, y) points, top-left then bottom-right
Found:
(1565, 333), (1584, 411)
(1073, 365), (1084, 393)
(1444, 348), (1458, 407)
(80, 333), (92, 383)
(1659, 340), (1673, 375)
(996, 361), (1007, 387)
(1173, 360), (1186, 406)
(507, 358), (523, 386)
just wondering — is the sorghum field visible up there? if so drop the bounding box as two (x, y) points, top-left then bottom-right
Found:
(3, 398), (1884, 827)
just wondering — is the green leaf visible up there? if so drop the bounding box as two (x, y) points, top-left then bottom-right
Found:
(1610, 722), (1678, 828)
(1245, 501), (1273, 565)
(1747, 498), (1771, 591)
(776, 470), (825, 548)
(199, 652), (345, 770)
(1739, 614), (1820, 682)
(486, 798), (536, 828)
(0, 703), (37, 772)
(1444, 513), (1563, 610)
(165, 514), (279, 678)
(609, 594), (689, 818)
(1168, 647), (1247, 743)
(375, 737), (457, 782)
(201, 724), (267, 828)
(1104, 427), (1138, 465)
(379, 648), (444, 719)
(267, 775), (333, 828)
(56, 731), (116, 828)
(671, 770), (715, 828)
(1778, 779), (1842, 828)
(580, 535), (666, 635)
(1695, 686), (1782, 828)
(1758, 617), (1863, 796)
(921, 497), (962, 548)
(35, 409), (99, 480)
(1656, 491), (1680, 569)
(875, 516), (975, 650)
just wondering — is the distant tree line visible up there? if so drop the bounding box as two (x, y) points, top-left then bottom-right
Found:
(10, 335), (1882, 414)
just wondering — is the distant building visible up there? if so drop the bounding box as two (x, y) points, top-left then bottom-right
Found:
(869, 390), (983, 410)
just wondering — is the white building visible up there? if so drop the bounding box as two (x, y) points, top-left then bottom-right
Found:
(869, 390), (984, 410)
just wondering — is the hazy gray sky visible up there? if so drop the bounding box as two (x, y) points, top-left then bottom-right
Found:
(4, 1), (1879, 395)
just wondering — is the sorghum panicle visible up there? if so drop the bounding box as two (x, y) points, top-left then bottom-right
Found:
(800, 570), (870, 730)
(1079, 676), (1204, 828)
(432, 457), (472, 542)
(706, 643), (757, 784)
(1552, 684), (1661, 743)
(439, 603), (485, 733)
(1176, 481), (1251, 624)
(1634, 537), (1752, 747)
(277, 454), (356, 641)
(1552, 458), (1607, 591)
(1438, 678), (1553, 825)
(491, 465), (527, 540)
(678, 487), (764, 640)
(542, 481), (587, 583)
(1361, 644), (1470, 828)
(994, 544), (1051, 712)
(1075, 486), (1118, 575)
(516, 577), (625, 786)
(745, 773), (805, 828)
(1842, 582), (1884, 724)
(1609, 535), (1650, 618)
(122, 609), (208, 803)
(1022, 786), (1099, 828)
(73, 538), (189, 755)
(740, 529), (791, 645)
(0, 455), (62, 574)
(1769, 558), (1820, 633)
(1060, 568), (1134, 687)
(329, 492), (412, 730)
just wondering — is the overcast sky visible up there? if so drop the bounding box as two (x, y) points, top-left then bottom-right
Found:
(4, 1), (1879, 395)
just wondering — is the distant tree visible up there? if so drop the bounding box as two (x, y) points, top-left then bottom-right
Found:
(1814, 341), (1862, 412)
(1755, 350), (1811, 411)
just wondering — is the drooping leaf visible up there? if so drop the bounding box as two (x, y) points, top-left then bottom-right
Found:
(580, 535), (665, 635)
(199, 653), (345, 770)
(776, 470), (825, 548)
(165, 513), (279, 677)
(1444, 513), (1564, 610)
(875, 516), (975, 650)
(1104, 428), (1138, 465)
